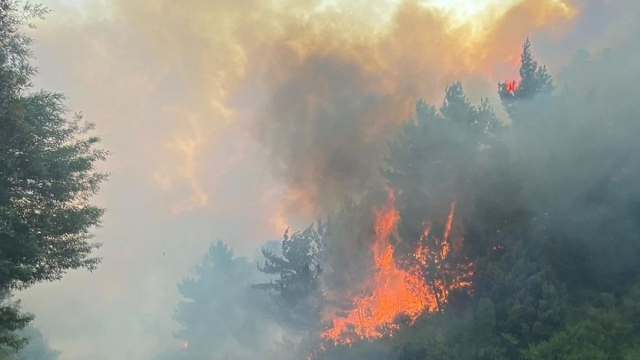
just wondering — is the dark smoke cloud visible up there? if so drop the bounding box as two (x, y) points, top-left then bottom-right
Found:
(247, 0), (577, 218)
(256, 55), (402, 216)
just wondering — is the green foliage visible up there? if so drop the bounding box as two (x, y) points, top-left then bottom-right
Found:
(317, 339), (391, 360)
(524, 293), (638, 360)
(254, 226), (326, 359)
(0, 1), (107, 350)
(0, 294), (31, 351)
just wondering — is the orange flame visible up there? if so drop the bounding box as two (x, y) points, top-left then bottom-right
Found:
(321, 192), (471, 345)
(412, 200), (473, 309)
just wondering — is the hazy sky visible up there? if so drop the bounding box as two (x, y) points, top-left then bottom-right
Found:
(15, 0), (637, 359)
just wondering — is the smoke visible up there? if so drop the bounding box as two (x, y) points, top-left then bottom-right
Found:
(255, 55), (399, 214)
(42, 0), (578, 219)
(250, 0), (576, 217)
(13, 0), (640, 359)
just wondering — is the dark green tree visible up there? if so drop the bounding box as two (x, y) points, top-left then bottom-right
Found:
(0, 1), (108, 349)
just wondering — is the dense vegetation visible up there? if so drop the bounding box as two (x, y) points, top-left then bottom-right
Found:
(0, 1), (107, 356)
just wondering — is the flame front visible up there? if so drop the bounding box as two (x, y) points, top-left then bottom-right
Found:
(322, 191), (471, 345)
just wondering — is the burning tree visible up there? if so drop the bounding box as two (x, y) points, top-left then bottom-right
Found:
(318, 82), (493, 346)
(321, 190), (436, 345)
(384, 81), (497, 311)
(498, 38), (554, 118)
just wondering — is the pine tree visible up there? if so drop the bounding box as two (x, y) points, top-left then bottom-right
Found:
(171, 241), (272, 360)
(384, 82), (499, 254)
(499, 39), (554, 119)
(255, 225), (324, 332)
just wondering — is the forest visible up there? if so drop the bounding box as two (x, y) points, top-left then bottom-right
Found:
(2, 1), (640, 360)
(152, 37), (640, 360)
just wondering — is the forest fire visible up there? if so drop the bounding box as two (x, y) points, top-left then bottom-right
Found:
(321, 191), (471, 345)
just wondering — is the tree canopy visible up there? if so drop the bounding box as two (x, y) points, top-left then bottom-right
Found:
(0, 1), (107, 350)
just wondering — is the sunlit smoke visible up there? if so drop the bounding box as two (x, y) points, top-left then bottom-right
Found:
(59, 0), (576, 220)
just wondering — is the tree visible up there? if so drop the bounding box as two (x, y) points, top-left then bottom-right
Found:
(0, 294), (30, 351)
(0, 1), (108, 349)
(498, 38), (554, 119)
(383, 82), (497, 309)
(300, 39), (640, 360)
(169, 241), (274, 360)
(378, 43), (571, 360)
(2, 325), (60, 360)
(385, 82), (498, 241)
(256, 225), (324, 331)
(255, 225), (325, 358)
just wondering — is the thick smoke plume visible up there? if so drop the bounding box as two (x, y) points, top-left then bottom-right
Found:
(246, 0), (576, 217)
(49, 0), (576, 218)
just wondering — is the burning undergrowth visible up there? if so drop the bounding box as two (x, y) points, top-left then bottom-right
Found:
(321, 191), (472, 346)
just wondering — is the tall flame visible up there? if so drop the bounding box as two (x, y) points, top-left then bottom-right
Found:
(321, 191), (471, 345)
(412, 200), (472, 311)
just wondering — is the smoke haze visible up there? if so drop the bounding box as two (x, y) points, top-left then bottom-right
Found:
(14, 0), (640, 359)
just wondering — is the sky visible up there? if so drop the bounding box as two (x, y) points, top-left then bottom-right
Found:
(14, 0), (639, 359)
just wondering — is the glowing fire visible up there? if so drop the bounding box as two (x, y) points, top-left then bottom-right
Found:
(506, 79), (519, 92)
(413, 200), (473, 309)
(322, 191), (471, 345)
